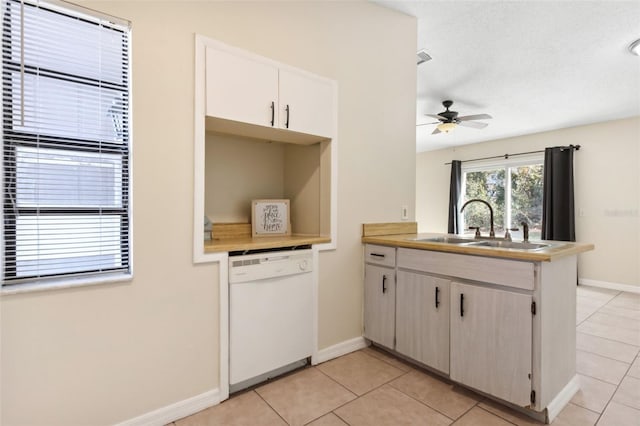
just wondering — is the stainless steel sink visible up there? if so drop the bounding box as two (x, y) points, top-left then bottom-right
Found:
(408, 236), (556, 251)
(471, 240), (550, 250)
(411, 236), (479, 245)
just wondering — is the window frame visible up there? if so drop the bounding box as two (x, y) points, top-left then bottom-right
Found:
(460, 153), (544, 238)
(1, 0), (132, 292)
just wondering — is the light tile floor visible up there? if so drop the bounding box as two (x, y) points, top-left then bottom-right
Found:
(173, 285), (640, 425)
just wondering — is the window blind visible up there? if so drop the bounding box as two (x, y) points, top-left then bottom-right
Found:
(1, 0), (131, 284)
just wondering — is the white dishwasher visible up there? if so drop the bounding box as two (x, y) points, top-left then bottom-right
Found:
(229, 248), (313, 393)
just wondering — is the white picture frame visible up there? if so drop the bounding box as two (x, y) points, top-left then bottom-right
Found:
(251, 199), (291, 237)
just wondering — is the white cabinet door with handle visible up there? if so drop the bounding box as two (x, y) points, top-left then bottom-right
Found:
(279, 68), (334, 138)
(396, 271), (450, 374)
(364, 264), (395, 349)
(206, 46), (278, 128)
(450, 281), (533, 407)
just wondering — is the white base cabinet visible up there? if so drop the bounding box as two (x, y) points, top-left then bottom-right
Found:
(363, 245), (396, 350)
(450, 281), (532, 406)
(396, 271), (449, 374)
(364, 264), (395, 349)
(364, 244), (578, 423)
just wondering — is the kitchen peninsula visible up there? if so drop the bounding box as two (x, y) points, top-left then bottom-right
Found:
(362, 222), (594, 424)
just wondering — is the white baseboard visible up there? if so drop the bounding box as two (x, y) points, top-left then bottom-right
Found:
(546, 375), (581, 423)
(114, 388), (220, 426)
(313, 336), (368, 365)
(579, 278), (640, 294)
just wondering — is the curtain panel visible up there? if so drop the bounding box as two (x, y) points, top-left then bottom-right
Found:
(448, 160), (462, 234)
(542, 147), (576, 242)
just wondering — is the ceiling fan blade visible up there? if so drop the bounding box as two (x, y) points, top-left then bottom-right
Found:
(458, 114), (493, 121)
(417, 121), (440, 127)
(431, 127), (441, 135)
(458, 120), (488, 129)
(426, 114), (447, 121)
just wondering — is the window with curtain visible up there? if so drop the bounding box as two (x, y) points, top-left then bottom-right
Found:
(1, 0), (131, 286)
(461, 155), (544, 240)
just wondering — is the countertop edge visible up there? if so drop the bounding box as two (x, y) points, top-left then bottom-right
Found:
(204, 235), (331, 253)
(362, 233), (594, 262)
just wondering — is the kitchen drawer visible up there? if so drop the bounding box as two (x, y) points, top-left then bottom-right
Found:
(397, 248), (535, 291)
(365, 244), (396, 267)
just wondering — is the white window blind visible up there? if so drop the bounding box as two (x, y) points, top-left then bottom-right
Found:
(1, 0), (131, 285)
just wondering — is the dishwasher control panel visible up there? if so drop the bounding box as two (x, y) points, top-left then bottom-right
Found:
(228, 249), (313, 283)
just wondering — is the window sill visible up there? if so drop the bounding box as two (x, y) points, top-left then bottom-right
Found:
(1, 272), (133, 296)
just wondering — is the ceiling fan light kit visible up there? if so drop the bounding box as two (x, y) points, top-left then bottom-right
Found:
(423, 100), (493, 135)
(437, 122), (457, 133)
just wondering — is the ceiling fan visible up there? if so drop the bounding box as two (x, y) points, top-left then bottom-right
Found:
(419, 100), (492, 135)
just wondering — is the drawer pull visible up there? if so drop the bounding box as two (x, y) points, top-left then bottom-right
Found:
(370, 253), (386, 258)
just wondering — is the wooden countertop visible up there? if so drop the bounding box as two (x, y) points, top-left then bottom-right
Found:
(204, 234), (331, 253)
(362, 232), (594, 262)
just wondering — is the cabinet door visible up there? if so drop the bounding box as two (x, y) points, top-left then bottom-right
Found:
(450, 282), (532, 407)
(279, 68), (333, 138)
(206, 47), (279, 128)
(396, 271), (450, 374)
(364, 264), (395, 349)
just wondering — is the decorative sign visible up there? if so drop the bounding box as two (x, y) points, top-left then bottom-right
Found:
(252, 199), (291, 237)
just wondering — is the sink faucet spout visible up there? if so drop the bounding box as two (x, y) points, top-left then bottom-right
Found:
(460, 199), (495, 238)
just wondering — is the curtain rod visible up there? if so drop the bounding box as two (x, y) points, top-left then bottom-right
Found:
(444, 144), (580, 166)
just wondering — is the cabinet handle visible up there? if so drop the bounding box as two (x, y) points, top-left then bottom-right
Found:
(370, 253), (385, 258)
(270, 101), (275, 127)
(382, 275), (387, 294)
(435, 286), (440, 308)
(285, 104), (290, 128)
(460, 293), (465, 317)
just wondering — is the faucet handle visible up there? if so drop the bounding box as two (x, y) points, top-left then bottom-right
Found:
(504, 228), (519, 242)
(468, 226), (481, 238)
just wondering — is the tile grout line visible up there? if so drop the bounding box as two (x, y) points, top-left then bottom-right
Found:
(358, 349), (490, 424)
(473, 404), (521, 426)
(581, 289), (640, 426)
(576, 330), (640, 351)
(385, 379), (460, 422)
(576, 349), (633, 376)
(574, 329), (640, 348)
(251, 388), (296, 426)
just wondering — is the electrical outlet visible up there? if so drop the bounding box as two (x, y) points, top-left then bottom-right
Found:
(401, 205), (409, 220)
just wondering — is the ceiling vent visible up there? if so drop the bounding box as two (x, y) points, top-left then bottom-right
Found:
(417, 49), (432, 65)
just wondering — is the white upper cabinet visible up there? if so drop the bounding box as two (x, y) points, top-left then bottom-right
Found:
(205, 45), (334, 140)
(278, 68), (334, 137)
(206, 47), (279, 128)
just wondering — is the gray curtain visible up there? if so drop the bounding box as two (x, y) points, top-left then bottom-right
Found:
(542, 147), (576, 242)
(448, 160), (462, 234)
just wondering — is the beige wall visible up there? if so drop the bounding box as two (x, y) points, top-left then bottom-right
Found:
(417, 117), (640, 287)
(1, 2), (417, 425)
(205, 133), (286, 223)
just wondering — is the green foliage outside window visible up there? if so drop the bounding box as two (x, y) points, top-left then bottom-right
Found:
(464, 169), (505, 233)
(463, 163), (543, 239)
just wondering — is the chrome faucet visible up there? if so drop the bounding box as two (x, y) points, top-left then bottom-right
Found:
(520, 221), (529, 242)
(460, 199), (495, 238)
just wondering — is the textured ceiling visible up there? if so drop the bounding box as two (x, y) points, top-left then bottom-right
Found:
(373, 1), (640, 152)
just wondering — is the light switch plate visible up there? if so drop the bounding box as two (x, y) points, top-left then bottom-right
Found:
(401, 205), (409, 220)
